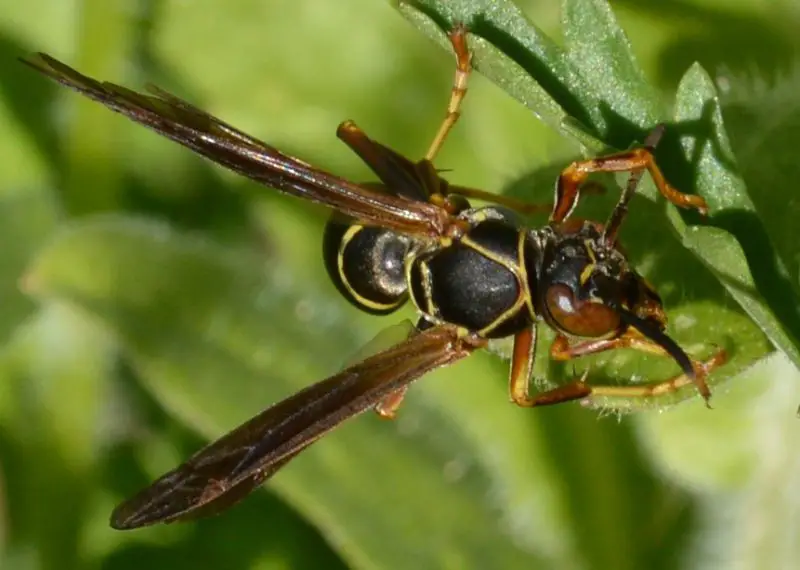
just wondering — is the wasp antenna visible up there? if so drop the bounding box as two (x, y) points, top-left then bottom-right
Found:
(616, 308), (710, 403)
(602, 124), (669, 246)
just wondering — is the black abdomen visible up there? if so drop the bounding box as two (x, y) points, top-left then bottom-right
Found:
(323, 216), (410, 315)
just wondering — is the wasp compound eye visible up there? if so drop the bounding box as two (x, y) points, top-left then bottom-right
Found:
(544, 283), (621, 338)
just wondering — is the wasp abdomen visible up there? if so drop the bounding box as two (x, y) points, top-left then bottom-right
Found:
(323, 217), (411, 315)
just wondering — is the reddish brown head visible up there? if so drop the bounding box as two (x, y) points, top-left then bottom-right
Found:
(536, 221), (695, 379)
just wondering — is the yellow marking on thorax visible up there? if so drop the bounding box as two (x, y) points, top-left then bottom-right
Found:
(579, 239), (597, 286)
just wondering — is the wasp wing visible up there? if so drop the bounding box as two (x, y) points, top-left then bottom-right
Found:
(22, 53), (450, 237)
(336, 120), (445, 203)
(110, 324), (474, 529)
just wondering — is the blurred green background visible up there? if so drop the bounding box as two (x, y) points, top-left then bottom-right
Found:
(0, 0), (799, 569)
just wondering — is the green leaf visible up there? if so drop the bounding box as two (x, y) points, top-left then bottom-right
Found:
(562, 0), (665, 130)
(53, 0), (135, 215)
(673, 63), (800, 370)
(0, 304), (115, 570)
(397, 0), (670, 150)
(637, 350), (800, 568)
(0, 186), (62, 566)
(720, 65), (800, 346)
(397, 0), (605, 138)
(0, 189), (60, 347)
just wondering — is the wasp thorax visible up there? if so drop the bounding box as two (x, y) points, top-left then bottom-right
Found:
(322, 215), (411, 315)
(406, 207), (539, 339)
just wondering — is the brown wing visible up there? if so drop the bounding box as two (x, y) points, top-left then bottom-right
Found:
(109, 325), (475, 529)
(22, 53), (450, 237)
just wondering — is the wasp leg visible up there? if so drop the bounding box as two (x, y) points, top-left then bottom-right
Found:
(549, 332), (727, 406)
(550, 131), (708, 224)
(508, 326), (537, 405)
(379, 320), (490, 418)
(426, 24), (472, 162)
(511, 352), (725, 409)
(580, 350), (726, 403)
(508, 325), (593, 406)
(550, 330), (677, 360)
(375, 386), (409, 419)
(514, 375), (594, 407)
(338, 320), (423, 419)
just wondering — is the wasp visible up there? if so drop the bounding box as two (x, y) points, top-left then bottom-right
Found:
(23, 25), (726, 529)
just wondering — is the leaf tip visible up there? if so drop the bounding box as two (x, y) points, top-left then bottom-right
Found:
(678, 62), (716, 93)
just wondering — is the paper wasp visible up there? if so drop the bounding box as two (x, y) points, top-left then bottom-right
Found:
(23, 25), (726, 530)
